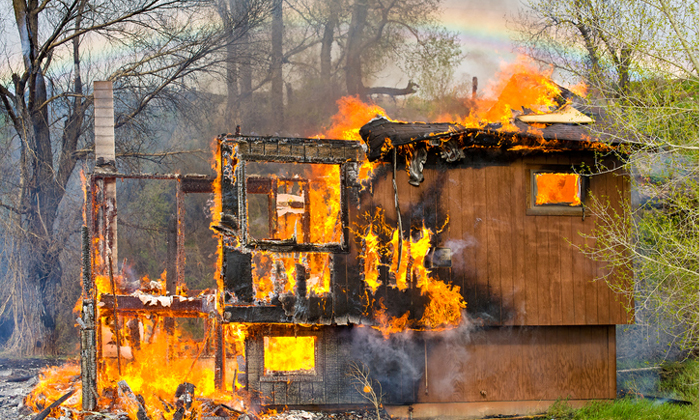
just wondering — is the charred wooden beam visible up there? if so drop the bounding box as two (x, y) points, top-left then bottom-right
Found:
(32, 388), (76, 420)
(214, 318), (225, 391)
(359, 117), (624, 162)
(222, 305), (291, 323)
(223, 248), (253, 303)
(222, 136), (364, 163)
(118, 380), (150, 420)
(81, 226), (93, 297)
(180, 175), (214, 193)
(80, 299), (98, 411)
(243, 242), (348, 253)
(100, 294), (215, 317)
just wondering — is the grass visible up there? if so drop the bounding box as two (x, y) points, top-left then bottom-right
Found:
(547, 398), (698, 420)
(547, 358), (699, 419)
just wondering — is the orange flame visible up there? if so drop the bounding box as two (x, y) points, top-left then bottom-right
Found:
(535, 173), (582, 206)
(322, 96), (391, 141)
(24, 363), (81, 416)
(263, 336), (316, 374)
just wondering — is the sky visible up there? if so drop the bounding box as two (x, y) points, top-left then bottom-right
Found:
(440, 0), (525, 89)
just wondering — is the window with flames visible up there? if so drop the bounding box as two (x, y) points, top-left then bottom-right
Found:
(263, 336), (317, 376)
(244, 162), (345, 250)
(528, 169), (586, 215)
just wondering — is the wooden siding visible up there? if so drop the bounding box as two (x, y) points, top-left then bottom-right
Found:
(245, 325), (616, 406)
(365, 153), (631, 326)
(418, 325), (617, 403)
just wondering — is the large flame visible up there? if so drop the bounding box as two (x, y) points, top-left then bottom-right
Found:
(322, 96), (391, 141)
(437, 55), (567, 132)
(535, 173), (582, 206)
(357, 210), (466, 333)
(263, 336), (316, 374)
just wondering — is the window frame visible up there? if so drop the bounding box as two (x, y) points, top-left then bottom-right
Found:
(258, 328), (324, 383)
(526, 165), (587, 216)
(239, 160), (350, 252)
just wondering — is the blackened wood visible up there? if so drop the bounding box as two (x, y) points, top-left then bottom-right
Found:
(223, 305), (290, 323)
(175, 382), (196, 409)
(273, 381), (286, 405)
(117, 381), (150, 420)
(81, 226), (92, 297)
(32, 388), (76, 420)
(296, 264), (307, 299)
(100, 294), (215, 316)
(126, 318), (141, 351)
(243, 242), (348, 254)
(224, 248), (253, 302)
(331, 254), (349, 322)
(214, 317), (225, 390)
(360, 118), (465, 161)
(246, 177), (273, 194)
(180, 176), (214, 193)
(80, 300), (97, 411)
(359, 118), (625, 162)
(306, 296), (322, 323)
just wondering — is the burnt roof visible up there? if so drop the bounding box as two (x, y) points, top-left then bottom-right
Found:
(359, 117), (625, 161)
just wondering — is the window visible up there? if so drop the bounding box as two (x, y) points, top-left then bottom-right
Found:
(242, 161), (347, 251)
(263, 336), (316, 376)
(527, 168), (586, 215)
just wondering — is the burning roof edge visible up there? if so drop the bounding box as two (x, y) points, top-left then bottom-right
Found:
(358, 117), (628, 162)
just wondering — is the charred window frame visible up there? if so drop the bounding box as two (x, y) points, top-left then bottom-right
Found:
(219, 136), (364, 253)
(253, 326), (324, 383)
(526, 166), (587, 216)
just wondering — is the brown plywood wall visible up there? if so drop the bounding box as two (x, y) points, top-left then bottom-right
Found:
(417, 325), (617, 403)
(245, 325), (616, 406)
(367, 153), (631, 327)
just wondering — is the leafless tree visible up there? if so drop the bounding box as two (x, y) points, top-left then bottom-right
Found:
(0, 0), (266, 355)
(348, 362), (383, 420)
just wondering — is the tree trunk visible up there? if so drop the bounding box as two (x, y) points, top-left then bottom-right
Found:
(225, 26), (240, 124)
(346, 0), (369, 97)
(321, 0), (339, 109)
(239, 29), (253, 130)
(3, 0), (85, 356)
(270, 0), (284, 133)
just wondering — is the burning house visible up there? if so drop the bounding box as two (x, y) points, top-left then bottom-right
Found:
(65, 76), (631, 420)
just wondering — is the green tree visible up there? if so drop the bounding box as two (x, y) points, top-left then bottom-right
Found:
(514, 0), (699, 355)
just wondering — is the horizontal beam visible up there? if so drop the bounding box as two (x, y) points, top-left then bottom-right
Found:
(100, 294), (215, 317)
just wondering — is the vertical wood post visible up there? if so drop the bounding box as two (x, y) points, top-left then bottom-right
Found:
(80, 226), (97, 411)
(214, 316), (225, 391)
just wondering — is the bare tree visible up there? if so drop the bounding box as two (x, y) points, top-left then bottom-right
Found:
(348, 362), (383, 420)
(0, 0), (263, 355)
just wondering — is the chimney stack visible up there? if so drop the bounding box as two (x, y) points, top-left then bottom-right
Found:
(94, 81), (116, 172)
(93, 81), (118, 280)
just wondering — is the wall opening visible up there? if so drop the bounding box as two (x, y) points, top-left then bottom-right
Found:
(263, 336), (317, 376)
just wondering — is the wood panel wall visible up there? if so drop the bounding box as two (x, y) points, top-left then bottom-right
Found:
(365, 153), (632, 326)
(245, 325), (616, 406)
(418, 325), (617, 403)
